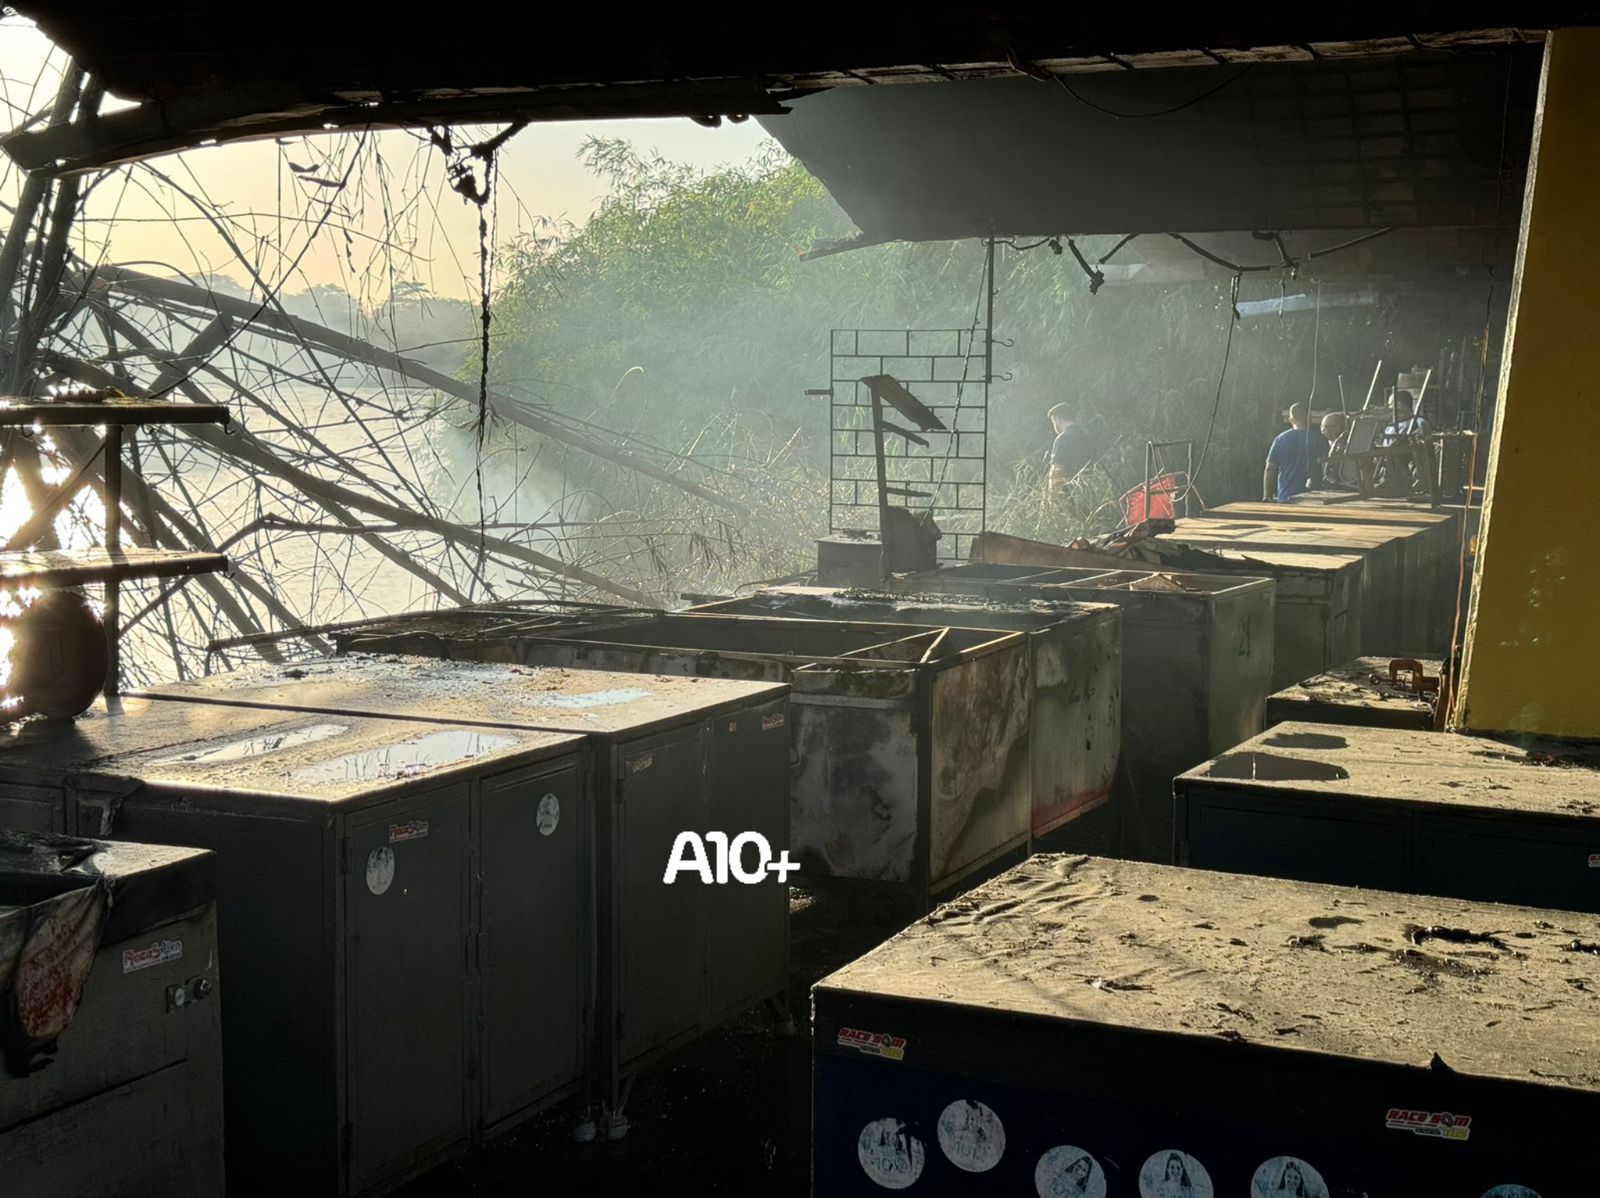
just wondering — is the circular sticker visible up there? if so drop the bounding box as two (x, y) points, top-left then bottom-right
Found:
(1482, 1189), (1542, 1198)
(937, 1098), (1005, 1173)
(537, 792), (561, 836)
(857, 1118), (924, 1190)
(365, 846), (395, 896)
(1035, 1145), (1107, 1198)
(1139, 1149), (1214, 1198)
(1251, 1156), (1328, 1198)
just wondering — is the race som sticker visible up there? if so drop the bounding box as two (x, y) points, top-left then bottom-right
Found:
(1385, 1108), (1471, 1141)
(388, 820), (429, 844)
(122, 939), (183, 974)
(837, 1026), (907, 1061)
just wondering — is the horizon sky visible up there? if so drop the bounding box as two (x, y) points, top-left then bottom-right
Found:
(0, 16), (774, 302)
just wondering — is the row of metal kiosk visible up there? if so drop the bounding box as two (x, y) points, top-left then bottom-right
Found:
(2, 490), (1594, 1198)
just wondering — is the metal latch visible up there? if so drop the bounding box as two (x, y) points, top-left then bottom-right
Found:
(166, 975), (216, 1012)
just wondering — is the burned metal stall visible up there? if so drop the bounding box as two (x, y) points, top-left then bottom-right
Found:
(877, 565), (1274, 861)
(0, 699), (589, 1197)
(1173, 515), (1446, 655)
(338, 612), (1033, 909)
(814, 854), (1597, 1197)
(970, 533), (1360, 689)
(121, 658), (791, 1146)
(0, 834), (222, 1197)
(1215, 499), (1466, 652)
(684, 589), (1122, 847)
(1176, 721), (1600, 913)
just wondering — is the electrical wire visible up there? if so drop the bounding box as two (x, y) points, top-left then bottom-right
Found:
(1055, 65), (1254, 119)
(1176, 272), (1242, 504)
(1003, 227), (1394, 283)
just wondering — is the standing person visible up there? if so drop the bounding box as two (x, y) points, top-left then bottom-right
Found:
(1262, 402), (1325, 502)
(1046, 403), (1095, 494)
(1381, 390), (1428, 444)
(1320, 411), (1356, 486)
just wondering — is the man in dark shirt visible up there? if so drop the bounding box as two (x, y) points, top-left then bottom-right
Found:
(1047, 403), (1094, 494)
(1263, 402), (1325, 502)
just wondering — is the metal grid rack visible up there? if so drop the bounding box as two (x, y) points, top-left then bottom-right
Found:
(823, 328), (988, 562)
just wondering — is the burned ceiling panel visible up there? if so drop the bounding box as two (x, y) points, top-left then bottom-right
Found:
(1, 3), (1568, 173)
(758, 48), (1542, 244)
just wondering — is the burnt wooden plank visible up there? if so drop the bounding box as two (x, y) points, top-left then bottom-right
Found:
(0, 547), (227, 589)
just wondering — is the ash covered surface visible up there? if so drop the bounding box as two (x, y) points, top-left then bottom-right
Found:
(1185, 721), (1600, 818)
(821, 854), (1600, 1091)
(128, 654), (785, 735)
(1273, 655), (1441, 712)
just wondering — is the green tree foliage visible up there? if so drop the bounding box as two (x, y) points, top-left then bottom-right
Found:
(486, 137), (1425, 585)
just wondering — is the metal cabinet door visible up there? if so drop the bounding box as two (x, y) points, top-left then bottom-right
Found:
(705, 699), (790, 1019)
(614, 728), (706, 1069)
(478, 756), (586, 1130)
(1417, 816), (1600, 913)
(343, 783), (470, 1192)
(1180, 791), (1409, 888)
(0, 781), (64, 832)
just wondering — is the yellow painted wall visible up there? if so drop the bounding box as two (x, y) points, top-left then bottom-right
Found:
(1455, 27), (1600, 738)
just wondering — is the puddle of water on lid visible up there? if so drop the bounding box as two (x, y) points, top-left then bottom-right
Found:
(288, 729), (518, 785)
(1263, 731), (1349, 751)
(525, 687), (651, 710)
(151, 722), (351, 767)
(1203, 752), (1351, 782)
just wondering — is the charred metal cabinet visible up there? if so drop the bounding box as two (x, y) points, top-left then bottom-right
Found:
(687, 589), (1123, 847)
(1182, 549), (1362, 687)
(892, 567), (1274, 861)
(1176, 721), (1600, 912)
(0, 835), (222, 1198)
(526, 619), (1029, 908)
(322, 618), (1030, 909)
(125, 657), (792, 1134)
(1173, 516), (1433, 655)
(478, 761), (587, 1132)
(814, 855), (1596, 1197)
(340, 782), (472, 1192)
(0, 701), (589, 1197)
(1202, 501), (1461, 653)
(705, 698), (790, 1018)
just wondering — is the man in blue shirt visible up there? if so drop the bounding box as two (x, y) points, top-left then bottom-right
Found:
(1263, 402), (1325, 502)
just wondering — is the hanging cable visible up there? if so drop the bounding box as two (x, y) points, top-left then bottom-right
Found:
(1065, 238), (1105, 294)
(1304, 280), (1322, 491)
(1053, 64), (1254, 119)
(1176, 272), (1242, 504)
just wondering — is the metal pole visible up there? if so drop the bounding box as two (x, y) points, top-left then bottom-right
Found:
(1143, 441), (1154, 522)
(871, 389), (891, 582)
(1185, 441), (1194, 517)
(103, 424), (122, 696)
(983, 237), (996, 384)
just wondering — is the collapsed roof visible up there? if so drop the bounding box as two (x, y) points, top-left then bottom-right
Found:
(755, 47), (1543, 247)
(1, 4), (1570, 174)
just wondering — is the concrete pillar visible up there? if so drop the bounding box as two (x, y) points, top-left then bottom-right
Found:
(1454, 27), (1600, 738)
